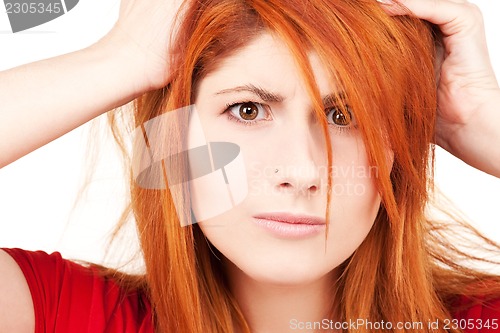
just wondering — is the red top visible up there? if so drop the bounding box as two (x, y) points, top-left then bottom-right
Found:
(3, 248), (153, 333)
(451, 293), (500, 333)
(3, 248), (500, 333)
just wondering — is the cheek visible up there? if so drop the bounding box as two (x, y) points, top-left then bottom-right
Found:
(324, 151), (381, 266)
(186, 123), (250, 223)
(188, 115), (269, 223)
(325, 175), (380, 265)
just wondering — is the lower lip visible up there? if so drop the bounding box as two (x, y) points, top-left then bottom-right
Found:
(252, 218), (325, 238)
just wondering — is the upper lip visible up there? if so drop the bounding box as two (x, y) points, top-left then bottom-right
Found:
(253, 212), (326, 225)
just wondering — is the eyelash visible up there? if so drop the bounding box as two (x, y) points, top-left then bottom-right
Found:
(223, 100), (356, 133)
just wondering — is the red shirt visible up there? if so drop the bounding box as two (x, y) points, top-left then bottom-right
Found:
(3, 248), (153, 333)
(3, 248), (500, 333)
(451, 293), (500, 333)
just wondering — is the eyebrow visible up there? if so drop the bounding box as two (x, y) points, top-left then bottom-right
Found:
(215, 84), (284, 103)
(215, 84), (346, 105)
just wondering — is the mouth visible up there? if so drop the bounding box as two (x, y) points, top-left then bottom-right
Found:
(252, 212), (326, 238)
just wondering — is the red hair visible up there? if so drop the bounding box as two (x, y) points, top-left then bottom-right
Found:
(105, 0), (500, 332)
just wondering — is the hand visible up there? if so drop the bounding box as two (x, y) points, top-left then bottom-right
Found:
(379, 0), (500, 177)
(99, 0), (186, 92)
(0, 0), (187, 167)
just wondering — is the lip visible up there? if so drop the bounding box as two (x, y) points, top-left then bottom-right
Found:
(252, 212), (326, 238)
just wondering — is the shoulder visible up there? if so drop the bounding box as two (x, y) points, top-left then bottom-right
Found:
(2, 248), (153, 333)
(0, 249), (34, 333)
(451, 292), (500, 333)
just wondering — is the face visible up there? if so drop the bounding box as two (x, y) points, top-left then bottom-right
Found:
(189, 32), (384, 286)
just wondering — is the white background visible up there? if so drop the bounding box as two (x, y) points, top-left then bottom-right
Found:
(0, 0), (499, 270)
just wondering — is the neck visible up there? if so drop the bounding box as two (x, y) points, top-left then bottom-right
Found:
(226, 263), (339, 333)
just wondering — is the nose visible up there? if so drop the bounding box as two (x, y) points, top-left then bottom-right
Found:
(273, 117), (326, 196)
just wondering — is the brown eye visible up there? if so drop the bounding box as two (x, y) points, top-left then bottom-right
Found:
(239, 102), (259, 120)
(226, 101), (270, 126)
(328, 106), (353, 127)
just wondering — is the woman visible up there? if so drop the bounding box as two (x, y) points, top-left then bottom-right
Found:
(1, 0), (499, 332)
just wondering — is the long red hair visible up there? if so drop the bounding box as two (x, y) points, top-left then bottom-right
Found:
(105, 0), (500, 332)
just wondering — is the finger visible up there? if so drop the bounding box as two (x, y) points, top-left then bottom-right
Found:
(377, 0), (484, 37)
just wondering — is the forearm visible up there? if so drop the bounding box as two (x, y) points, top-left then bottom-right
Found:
(0, 40), (145, 168)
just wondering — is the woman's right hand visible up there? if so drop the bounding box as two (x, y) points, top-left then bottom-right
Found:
(0, 0), (187, 168)
(101, 0), (186, 92)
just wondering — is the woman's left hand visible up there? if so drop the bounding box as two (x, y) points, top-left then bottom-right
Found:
(379, 0), (500, 178)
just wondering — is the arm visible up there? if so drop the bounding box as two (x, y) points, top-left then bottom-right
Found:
(0, 40), (143, 168)
(0, 0), (184, 168)
(0, 0), (184, 329)
(379, 0), (500, 178)
(0, 249), (34, 333)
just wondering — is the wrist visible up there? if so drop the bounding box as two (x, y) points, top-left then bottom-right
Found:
(438, 90), (500, 178)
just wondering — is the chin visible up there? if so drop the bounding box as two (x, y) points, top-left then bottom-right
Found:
(253, 273), (327, 287)
(231, 256), (337, 287)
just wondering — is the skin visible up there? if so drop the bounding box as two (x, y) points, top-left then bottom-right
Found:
(0, 0), (498, 331)
(191, 33), (385, 333)
(0, 0), (184, 168)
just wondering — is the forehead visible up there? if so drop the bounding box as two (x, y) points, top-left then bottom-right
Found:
(195, 32), (338, 99)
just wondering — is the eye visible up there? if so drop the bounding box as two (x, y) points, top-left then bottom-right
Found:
(225, 101), (270, 125)
(327, 106), (354, 127)
(238, 102), (259, 120)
